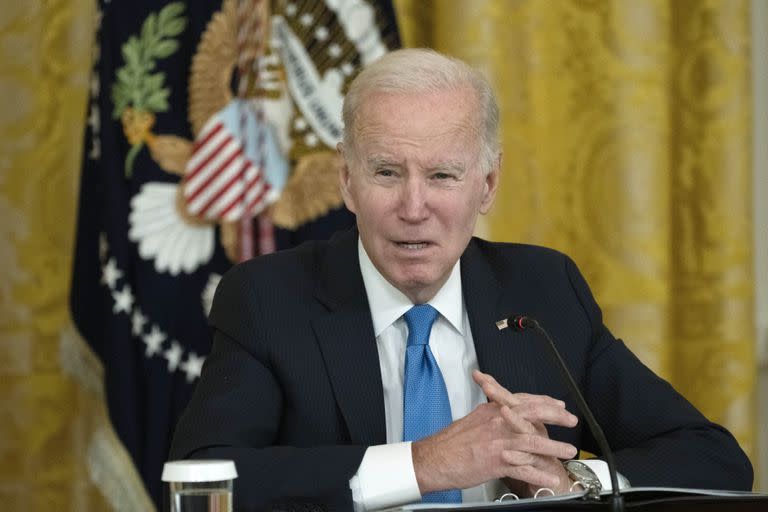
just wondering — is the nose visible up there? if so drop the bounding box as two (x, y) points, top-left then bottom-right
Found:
(398, 177), (429, 223)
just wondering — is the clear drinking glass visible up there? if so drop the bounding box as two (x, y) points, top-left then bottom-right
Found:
(162, 460), (237, 512)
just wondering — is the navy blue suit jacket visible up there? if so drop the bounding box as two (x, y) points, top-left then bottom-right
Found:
(170, 228), (752, 511)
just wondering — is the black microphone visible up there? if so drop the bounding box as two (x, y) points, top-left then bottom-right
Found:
(499, 315), (624, 512)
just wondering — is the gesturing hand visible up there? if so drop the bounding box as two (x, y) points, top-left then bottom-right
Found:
(473, 370), (578, 496)
(411, 370), (578, 496)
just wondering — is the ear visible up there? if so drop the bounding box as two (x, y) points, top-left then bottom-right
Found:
(337, 142), (357, 214)
(479, 153), (501, 215)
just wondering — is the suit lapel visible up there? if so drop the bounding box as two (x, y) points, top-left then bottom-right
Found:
(311, 229), (387, 446)
(462, 239), (540, 394)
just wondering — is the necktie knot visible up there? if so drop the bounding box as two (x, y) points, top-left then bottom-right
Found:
(404, 304), (439, 347)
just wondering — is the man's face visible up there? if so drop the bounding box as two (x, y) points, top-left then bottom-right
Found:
(339, 87), (499, 303)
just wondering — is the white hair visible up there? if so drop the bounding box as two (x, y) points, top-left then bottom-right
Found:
(341, 48), (500, 174)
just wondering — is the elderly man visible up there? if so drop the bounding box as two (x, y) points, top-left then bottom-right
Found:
(170, 49), (752, 511)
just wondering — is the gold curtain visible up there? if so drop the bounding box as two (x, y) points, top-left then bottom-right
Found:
(0, 1), (153, 509)
(0, 1), (756, 509)
(396, 0), (755, 465)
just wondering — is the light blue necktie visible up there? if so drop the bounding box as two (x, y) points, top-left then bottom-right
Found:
(402, 304), (462, 503)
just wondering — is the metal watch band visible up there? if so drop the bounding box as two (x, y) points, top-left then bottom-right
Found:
(563, 460), (602, 498)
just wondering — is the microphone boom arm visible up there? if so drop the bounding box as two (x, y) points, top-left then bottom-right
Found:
(502, 315), (624, 512)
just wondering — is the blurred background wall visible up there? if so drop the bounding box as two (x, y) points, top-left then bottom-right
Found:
(751, 0), (768, 497)
(0, 0), (764, 509)
(0, 0), (121, 509)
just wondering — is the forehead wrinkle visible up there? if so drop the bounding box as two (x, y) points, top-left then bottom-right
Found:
(352, 86), (482, 137)
(356, 102), (479, 142)
(429, 161), (466, 173)
(351, 92), (485, 171)
(365, 155), (401, 169)
(355, 122), (479, 160)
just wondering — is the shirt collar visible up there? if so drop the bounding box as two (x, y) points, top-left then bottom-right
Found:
(358, 239), (465, 337)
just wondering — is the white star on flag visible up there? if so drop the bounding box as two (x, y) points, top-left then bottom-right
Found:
(142, 326), (165, 357)
(164, 341), (183, 372)
(88, 103), (100, 132)
(180, 352), (205, 383)
(89, 138), (101, 161)
(315, 26), (329, 41)
(293, 117), (307, 130)
(328, 43), (342, 58)
(299, 13), (313, 26)
(101, 257), (122, 289)
(90, 74), (100, 97)
(112, 285), (133, 314)
(132, 309), (147, 336)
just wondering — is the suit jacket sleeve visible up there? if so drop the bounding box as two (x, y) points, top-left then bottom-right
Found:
(169, 261), (367, 511)
(563, 256), (753, 490)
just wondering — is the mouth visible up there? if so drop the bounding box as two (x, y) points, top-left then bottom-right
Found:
(394, 240), (432, 250)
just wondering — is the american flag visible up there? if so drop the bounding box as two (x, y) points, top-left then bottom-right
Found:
(183, 112), (272, 222)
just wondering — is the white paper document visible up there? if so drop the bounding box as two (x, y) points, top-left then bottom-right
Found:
(383, 487), (768, 511)
(382, 490), (588, 510)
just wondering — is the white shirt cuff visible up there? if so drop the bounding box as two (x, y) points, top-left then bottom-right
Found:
(349, 442), (421, 511)
(580, 459), (631, 492)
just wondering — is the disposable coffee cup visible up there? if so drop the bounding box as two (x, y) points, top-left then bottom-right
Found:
(162, 460), (237, 512)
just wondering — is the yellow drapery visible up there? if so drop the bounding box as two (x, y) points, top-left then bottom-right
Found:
(0, 1), (152, 509)
(0, 1), (756, 509)
(395, 0), (755, 463)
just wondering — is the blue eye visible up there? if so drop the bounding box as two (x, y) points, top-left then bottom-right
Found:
(376, 169), (396, 177)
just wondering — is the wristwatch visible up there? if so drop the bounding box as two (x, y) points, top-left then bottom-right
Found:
(563, 460), (602, 498)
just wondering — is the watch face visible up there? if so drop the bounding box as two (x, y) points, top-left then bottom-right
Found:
(568, 463), (590, 477)
(564, 461), (601, 493)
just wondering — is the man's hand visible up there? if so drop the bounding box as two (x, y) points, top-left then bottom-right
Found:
(411, 370), (578, 496)
(473, 370), (577, 496)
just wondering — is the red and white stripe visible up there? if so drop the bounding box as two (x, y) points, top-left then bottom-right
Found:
(183, 116), (271, 222)
(236, 0), (273, 258)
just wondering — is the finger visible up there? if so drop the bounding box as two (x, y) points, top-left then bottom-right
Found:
(502, 463), (563, 490)
(495, 404), (550, 440)
(501, 407), (549, 437)
(502, 456), (573, 496)
(512, 392), (567, 409)
(511, 402), (578, 428)
(508, 434), (578, 460)
(499, 405), (537, 435)
(501, 449), (538, 467)
(473, 371), (565, 409)
(530, 421), (549, 437)
(474, 371), (517, 404)
(503, 451), (568, 479)
(472, 369), (495, 389)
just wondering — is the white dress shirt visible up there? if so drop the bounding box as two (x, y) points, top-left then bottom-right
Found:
(349, 240), (503, 509)
(348, 241), (626, 510)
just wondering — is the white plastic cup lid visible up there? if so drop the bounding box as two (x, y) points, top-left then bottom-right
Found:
(162, 460), (238, 482)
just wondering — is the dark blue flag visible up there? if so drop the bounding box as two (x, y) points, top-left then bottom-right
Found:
(71, 0), (399, 505)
